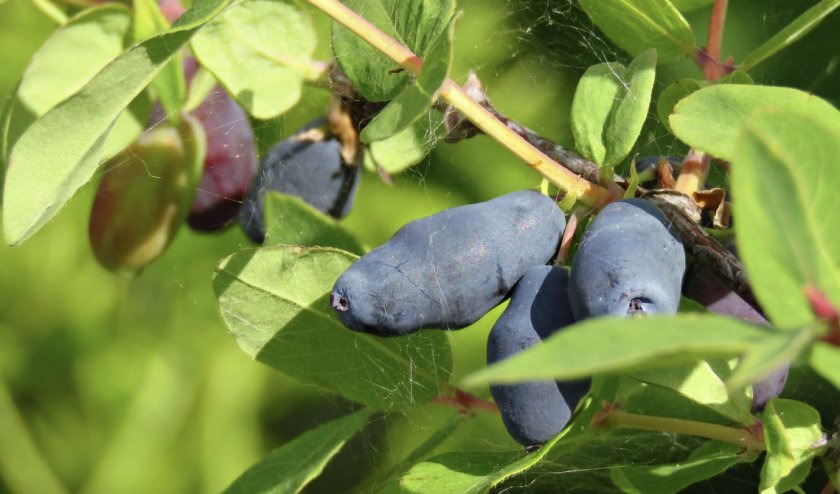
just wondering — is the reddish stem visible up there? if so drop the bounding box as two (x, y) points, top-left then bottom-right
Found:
(805, 285), (840, 345)
(557, 210), (582, 264)
(703, 0), (729, 81)
(434, 387), (499, 415)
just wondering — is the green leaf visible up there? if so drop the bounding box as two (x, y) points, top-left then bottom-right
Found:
(671, 0), (714, 12)
(462, 314), (770, 388)
(263, 192), (365, 255)
(656, 72), (753, 133)
(631, 359), (754, 425)
(359, 17), (454, 143)
(183, 66), (217, 112)
(362, 113), (443, 174)
(399, 451), (526, 494)
(657, 79), (702, 133)
(759, 399), (824, 493)
(223, 409), (370, 494)
(400, 402), (596, 494)
(571, 62), (623, 166)
(670, 85), (840, 161)
(331, 0), (456, 101)
(133, 0), (186, 118)
(727, 326), (816, 392)
(579, 0), (694, 63)
(611, 441), (752, 494)
(476, 385), (718, 491)
(617, 375), (738, 425)
(731, 109), (840, 329)
(191, 0), (319, 119)
(3, 4), (145, 162)
(498, 430), (709, 492)
(2, 0), (232, 246)
(741, 0), (840, 71)
(376, 413), (466, 490)
(213, 246), (452, 410)
(14, 5), (130, 117)
(571, 49), (656, 167)
(808, 342), (840, 392)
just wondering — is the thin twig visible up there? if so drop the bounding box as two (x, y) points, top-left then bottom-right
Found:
(305, 0), (613, 208)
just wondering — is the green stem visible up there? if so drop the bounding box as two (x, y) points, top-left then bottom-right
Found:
(594, 408), (764, 452)
(303, 0), (613, 208)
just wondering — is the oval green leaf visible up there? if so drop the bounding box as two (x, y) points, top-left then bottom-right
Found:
(213, 246), (452, 410)
(571, 49), (657, 167)
(579, 0), (694, 63)
(656, 72), (752, 133)
(362, 113), (443, 174)
(670, 84), (840, 161)
(3, 4), (147, 163)
(191, 0), (319, 119)
(731, 109), (840, 329)
(2, 0), (232, 246)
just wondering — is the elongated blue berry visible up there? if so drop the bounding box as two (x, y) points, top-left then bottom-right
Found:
(488, 266), (589, 448)
(569, 198), (685, 319)
(330, 190), (565, 336)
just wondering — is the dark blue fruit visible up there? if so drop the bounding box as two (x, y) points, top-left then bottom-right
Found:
(488, 266), (589, 449)
(569, 198), (685, 319)
(330, 190), (565, 336)
(239, 123), (360, 243)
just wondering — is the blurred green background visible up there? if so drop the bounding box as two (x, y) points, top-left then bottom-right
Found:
(0, 0), (838, 492)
